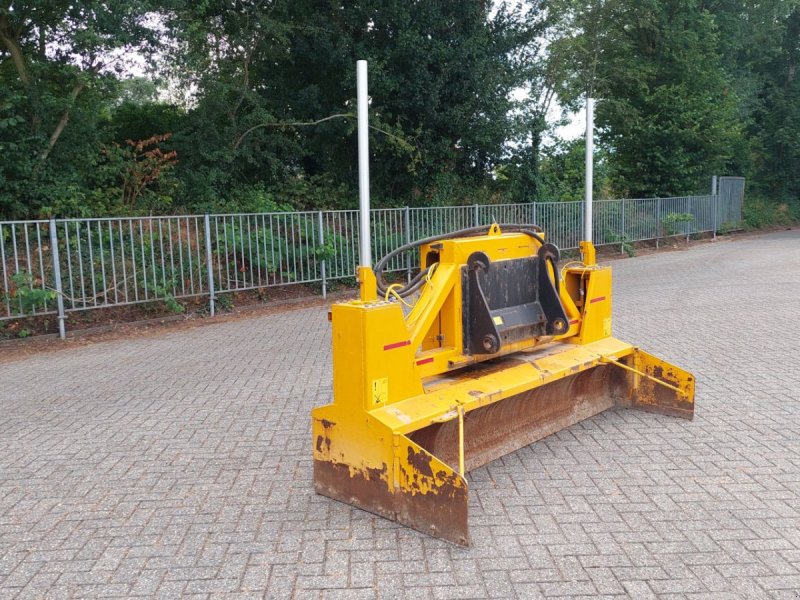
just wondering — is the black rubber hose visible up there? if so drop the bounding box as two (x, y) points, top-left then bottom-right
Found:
(374, 223), (548, 298)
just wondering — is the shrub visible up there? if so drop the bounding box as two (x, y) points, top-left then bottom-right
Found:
(742, 199), (799, 229)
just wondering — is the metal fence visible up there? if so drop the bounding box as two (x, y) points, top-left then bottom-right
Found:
(718, 176), (745, 226)
(0, 193), (742, 337)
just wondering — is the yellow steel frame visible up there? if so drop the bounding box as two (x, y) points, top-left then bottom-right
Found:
(312, 228), (695, 546)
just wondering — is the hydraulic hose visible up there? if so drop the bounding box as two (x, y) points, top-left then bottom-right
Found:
(374, 223), (550, 299)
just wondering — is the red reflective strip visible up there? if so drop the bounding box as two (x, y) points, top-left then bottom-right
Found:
(590, 296), (606, 304)
(569, 319), (580, 325)
(416, 357), (434, 366)
(383, 340), (411, 351)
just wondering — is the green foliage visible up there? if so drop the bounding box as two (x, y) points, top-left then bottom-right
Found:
(752, 7), (800, 203)
(215, 293), (233, 311)
(314, 237), (338, 264)
(661, 212), (695, 237)
(162, 293), (185, 314)
(35, 133), (180, 217)
(716, 221), (739, 234)
(545, 0), (745, 198)
(712, 2), (800, 203)
(112, 101), (185, 145)
(229, 185), (293, 214)
(158, 0), (534, 209)
(536, 139), (614, 201)
(621, 239), (636, 258)
(604, 232), (636, 257)
(0, 0), (164, 219)
(148, 267), (185, 314)
(211, 213), (330, 285)
(218, 221), (281, 273)
(9, 271), (57, 314)
(1, 1), (799, 219)
(742, 199), (800, 229)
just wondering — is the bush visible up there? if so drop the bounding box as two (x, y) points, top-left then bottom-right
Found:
(661, 212), (695, 237)
(742, 198), (799, 229)
(8, 271), (57, 314)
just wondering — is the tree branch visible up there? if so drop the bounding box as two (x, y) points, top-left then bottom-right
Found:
(37, 82), (85, 166)
(232, 113), (355, 149)
(230, 46), (256, 124)
(34, 56), (109, 168)
(367, 123), (415, 152)
(0, 15), (30, 87)
(232, 112), (415, 153)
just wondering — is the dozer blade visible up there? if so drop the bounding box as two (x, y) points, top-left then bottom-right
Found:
(410, 345), (694, 475)
(313, 339), (694, 546)
(312, 408), (471, 546)
(410, 366), (620, 472)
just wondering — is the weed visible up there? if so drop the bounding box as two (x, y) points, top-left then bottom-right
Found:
(164, 294), (185, 314)
(717, 221), (739, 235)
(605, 232), (636, 257)
(151, 279), (185, 314)
(10, 272), (57, 314)
(216, 293), (234, 311)
(661, 212), (695, 237)
(314, 238), (337, 263)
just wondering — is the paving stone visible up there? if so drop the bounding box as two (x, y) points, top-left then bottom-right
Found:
(2, 230), (800, 597)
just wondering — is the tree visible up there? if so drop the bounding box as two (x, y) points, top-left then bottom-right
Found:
(543, 0), (743, 197)
(756, 6), (800, 201)
(164, 0), (537, 208)
(708, 0), (800, 201)
(537, 138), (613, 201)
(0, 0), (161, 217)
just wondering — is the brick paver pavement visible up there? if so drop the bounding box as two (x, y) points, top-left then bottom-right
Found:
(1, 230), (799, 599)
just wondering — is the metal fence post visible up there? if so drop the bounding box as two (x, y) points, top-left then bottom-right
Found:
(713, 193), (718, 239)
(473, 204), (479, 227)
(656, 198), (661, 249)
(620, 199), (626, 254)
(405, 206), (412, 284)
(711, 176), (719, 238)
(584, 199), (589, 245)
(49, 219), (67, 339)
(204, 214), (216, 317)
(318, 211), (327, 299)
(532, 202), (537, 227)
(686, 196), (692, 243)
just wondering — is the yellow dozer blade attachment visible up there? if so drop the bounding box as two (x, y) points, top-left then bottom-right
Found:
(312, 227), (695, 546)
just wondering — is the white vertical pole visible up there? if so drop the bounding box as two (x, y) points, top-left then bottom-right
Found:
(357, 60), (371, 268)
(584, 97), (594, 242)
